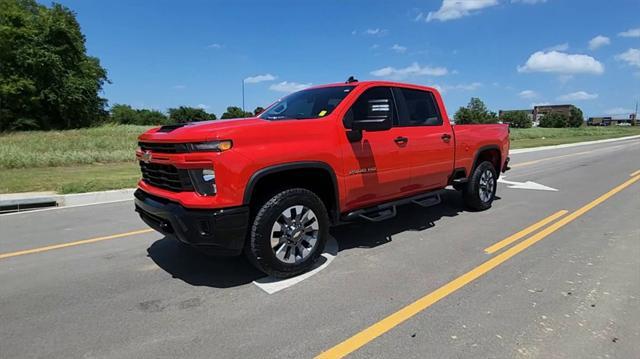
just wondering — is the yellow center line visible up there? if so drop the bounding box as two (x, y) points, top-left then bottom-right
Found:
(0, 229), (154, 260)
(484, 210), (568, 254)
(511, 150), (592, 168)
(631, 169), (640, 177)
(316, 175), (640, 359)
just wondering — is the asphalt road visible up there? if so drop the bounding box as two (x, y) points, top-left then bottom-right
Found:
(1, 138), (639, 359)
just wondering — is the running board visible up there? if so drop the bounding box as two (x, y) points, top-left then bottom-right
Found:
(342, 190), (444, 223)
(411, 193), (441, 208)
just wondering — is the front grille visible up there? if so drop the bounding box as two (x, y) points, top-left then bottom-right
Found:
(139, 162), (194, 192)
(138, 142), (188, 153)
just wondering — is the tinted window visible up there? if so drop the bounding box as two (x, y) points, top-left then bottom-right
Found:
(260, 86), (354, 120)
(343, 87), (396, 128)
(396, 88), (442, 126)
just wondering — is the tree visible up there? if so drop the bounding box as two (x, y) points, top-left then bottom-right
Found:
(454, 98), (498, 124)
(0, 0), (108, 131)
(567, 106), (584, 128)
(221, 106), (253, 119)
(500, 111), (532, 128)
(168, 106), (216, 123)
(253, 106), (265, 116)
(110, 104), (169, 125)
(539, 113), (567, 128)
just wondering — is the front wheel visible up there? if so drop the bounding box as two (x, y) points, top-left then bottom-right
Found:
(245, 188), (329, 278)
(463, 161), (497, 211)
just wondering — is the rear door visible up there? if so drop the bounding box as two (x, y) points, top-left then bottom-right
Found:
(341, 86), (413, 210)
(393, 87), (454, 190)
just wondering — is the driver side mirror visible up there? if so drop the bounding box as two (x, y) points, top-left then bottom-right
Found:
(351, 98), (392, 132)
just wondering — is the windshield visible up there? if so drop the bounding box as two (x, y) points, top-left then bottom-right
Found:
(260, 85), (355, 120)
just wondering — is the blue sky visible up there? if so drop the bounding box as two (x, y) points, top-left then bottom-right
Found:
(48, 0), (639, 118)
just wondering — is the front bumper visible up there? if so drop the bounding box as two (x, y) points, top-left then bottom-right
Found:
(134, 189), (249, 256)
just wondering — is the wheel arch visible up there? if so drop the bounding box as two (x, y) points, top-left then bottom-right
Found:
(471, 145), (502, 174)
(243, 161), (340, 223)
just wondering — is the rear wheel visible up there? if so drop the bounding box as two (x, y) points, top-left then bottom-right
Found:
(245, 188), (329, 278)
(463, 161), (497, 211)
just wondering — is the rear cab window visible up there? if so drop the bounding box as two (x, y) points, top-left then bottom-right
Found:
(393, 87), (442, 127)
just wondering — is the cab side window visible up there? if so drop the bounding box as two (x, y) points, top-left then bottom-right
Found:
(395, 88), (442, 126)
(343, 86), (396, 129)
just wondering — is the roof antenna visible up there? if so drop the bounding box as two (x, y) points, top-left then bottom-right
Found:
(346, 76), (358, 84)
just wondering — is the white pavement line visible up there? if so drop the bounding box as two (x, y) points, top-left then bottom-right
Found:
(510, 135), (640, 154)
(253, 235), (339, 294)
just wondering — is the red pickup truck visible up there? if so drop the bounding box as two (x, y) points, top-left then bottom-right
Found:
(135, 79), (510, 277)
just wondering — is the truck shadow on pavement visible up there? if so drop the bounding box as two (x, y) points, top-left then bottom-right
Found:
(146, 189), (475, 288)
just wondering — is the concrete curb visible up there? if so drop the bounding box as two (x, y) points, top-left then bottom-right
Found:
(0, 188), (136, 213)
(510, 134), (640, 154)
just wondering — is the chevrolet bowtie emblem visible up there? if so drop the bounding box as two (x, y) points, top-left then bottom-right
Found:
(141, 150), (153, 163)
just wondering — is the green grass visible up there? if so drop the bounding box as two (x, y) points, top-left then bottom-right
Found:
(510, 126), (640, 148)
(0, 125), (639, 194)
(0, 124), (152, 169)
(0, 162), (140, 194)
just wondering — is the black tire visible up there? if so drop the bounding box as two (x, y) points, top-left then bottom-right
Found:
(463, 161), (497, 211)
(245, 188), (329, 278)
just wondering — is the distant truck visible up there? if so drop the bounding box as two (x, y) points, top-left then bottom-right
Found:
(135, 79), (510, 277)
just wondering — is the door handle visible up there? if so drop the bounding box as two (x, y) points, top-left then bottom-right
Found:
(394, 136), (408, 144)
(441, 134), (452, 143)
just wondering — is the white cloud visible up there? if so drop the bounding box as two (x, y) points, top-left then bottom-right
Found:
(618, 27), (640, 38)
(615, 48), (640, 68)
(244, 74), (277, 83)
(588, 35), (610, 50)
(196, 104), (209, 109)
(545, 43), (569, 52)
(364, 28), (388, 36)
(518, 90), (538, 99)
(557, 91), (598, 101)
(391, 44), (407, 53)
(605, 107), (633, 115)
(370, 62), (448, 79)
(370, 44), (380, 50)
(511, 0), (547, 4)
(427, 0), (498, 22)
(173, 85), (186, 90)
(206, 43), (222, 49)
(448, 82), (482, 91)
(269, 81), (312, 93)
(517, 51), (604, 75)
(433, 82), (482, 93)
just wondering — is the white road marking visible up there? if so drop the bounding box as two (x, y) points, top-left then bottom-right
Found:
(253, 235), (339, 294)
(498, 177), (558, 191)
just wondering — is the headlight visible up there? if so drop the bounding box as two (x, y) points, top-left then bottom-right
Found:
(188, 140), (233, 152)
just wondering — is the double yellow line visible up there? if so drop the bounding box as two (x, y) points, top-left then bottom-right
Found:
(317, 171), (640, 358)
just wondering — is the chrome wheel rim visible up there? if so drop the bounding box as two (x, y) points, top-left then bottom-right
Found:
(479, 170), (495, 203)
(270, 205), (319, 264)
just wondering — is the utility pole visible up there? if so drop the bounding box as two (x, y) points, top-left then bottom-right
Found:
(242, 79), (245, 113)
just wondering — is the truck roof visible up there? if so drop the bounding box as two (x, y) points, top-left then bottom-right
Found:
(307, 80), (440, 94)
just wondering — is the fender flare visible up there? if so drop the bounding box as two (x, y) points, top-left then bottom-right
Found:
(242, 161), (340, 214)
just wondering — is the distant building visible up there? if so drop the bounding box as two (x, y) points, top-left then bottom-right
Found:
(533, 104), (576, 122)
(587, 113), (637, 126)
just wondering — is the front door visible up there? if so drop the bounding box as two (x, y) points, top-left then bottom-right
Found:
(341, 86), (413, 210)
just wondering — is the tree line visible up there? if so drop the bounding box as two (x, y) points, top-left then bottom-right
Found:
(454, 98), (584, 128)
(109, 105), (263, 126)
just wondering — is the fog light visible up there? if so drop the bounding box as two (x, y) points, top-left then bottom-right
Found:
(188, 168), (217, 196)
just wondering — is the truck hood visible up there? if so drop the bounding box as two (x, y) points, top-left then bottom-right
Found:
(139, 117), (268, 142)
